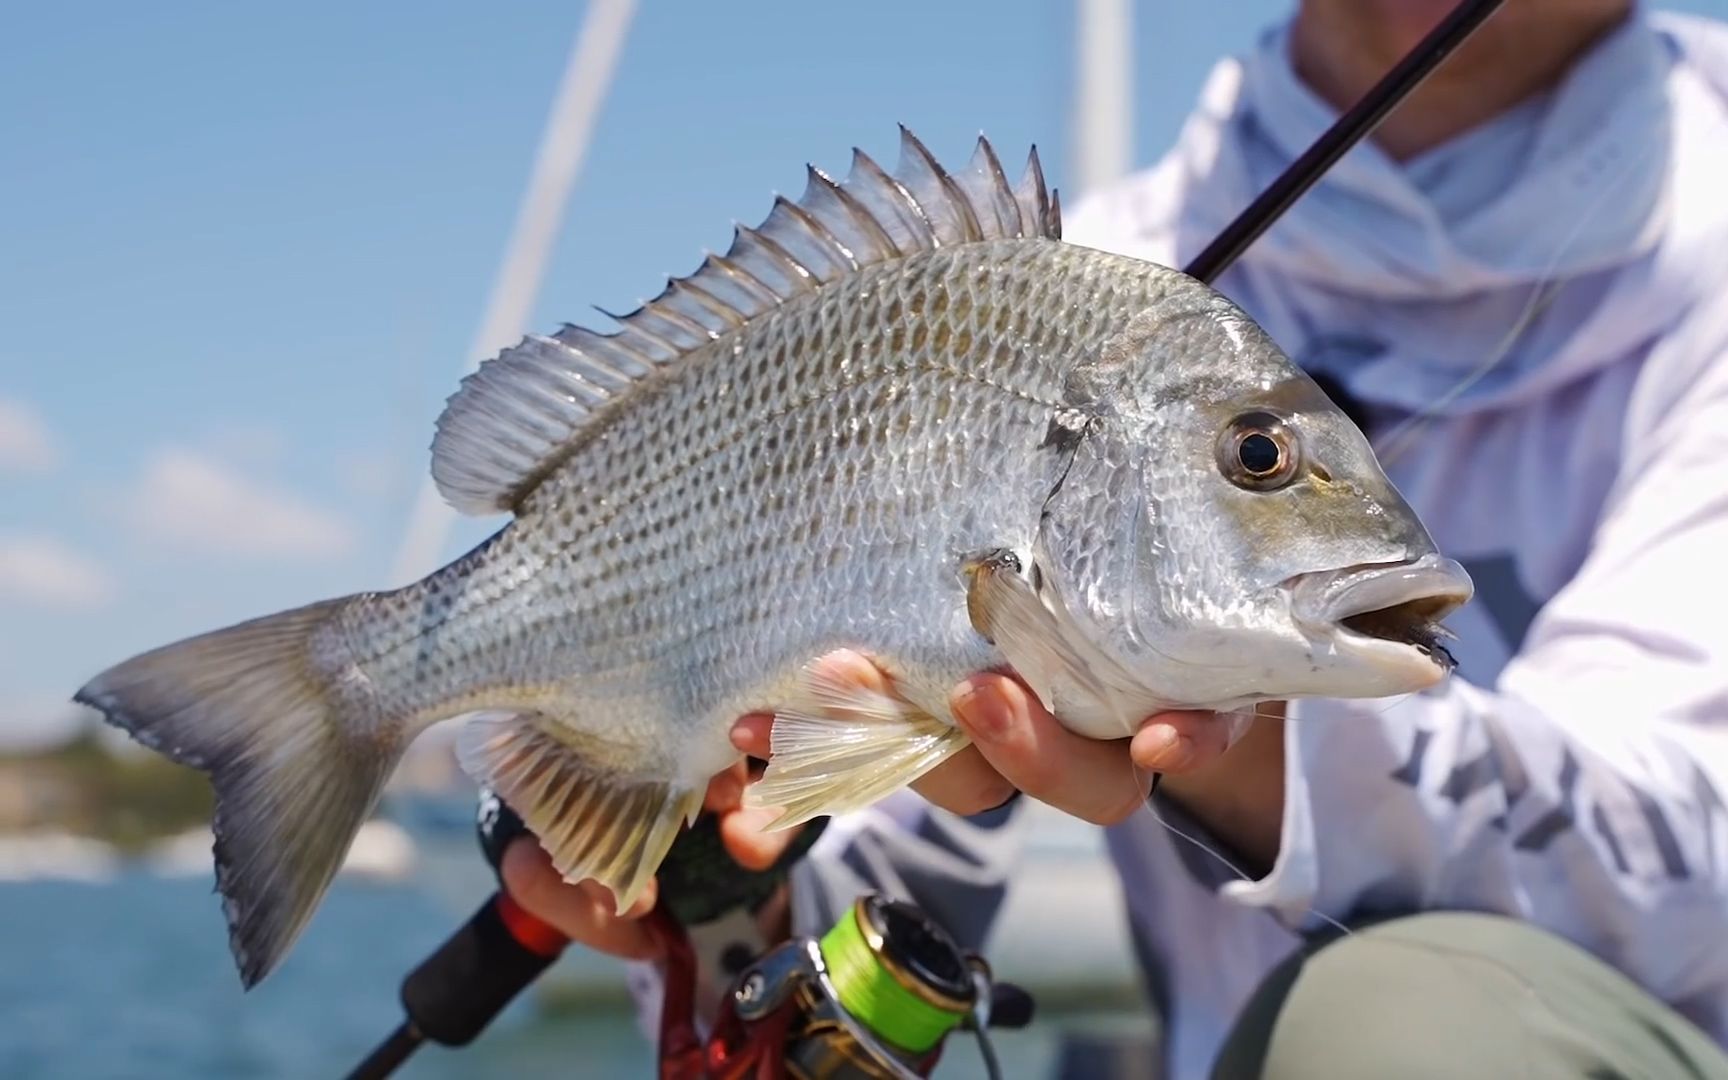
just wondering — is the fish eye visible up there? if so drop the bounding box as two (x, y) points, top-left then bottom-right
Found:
(1217, 410), (1299, 491)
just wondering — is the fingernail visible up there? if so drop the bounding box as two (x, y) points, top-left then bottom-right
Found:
(952, 677), (1015, 743)
(1140, 724), (1194, 772)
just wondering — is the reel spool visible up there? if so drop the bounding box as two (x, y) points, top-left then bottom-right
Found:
(701, 894), (1029, 1080)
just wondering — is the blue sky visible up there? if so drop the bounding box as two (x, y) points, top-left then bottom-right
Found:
(0, 2), (1716, 746)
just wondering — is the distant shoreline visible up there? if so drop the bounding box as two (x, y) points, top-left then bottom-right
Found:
(0, 723), (212, 852)
(0, 818), (418, 885)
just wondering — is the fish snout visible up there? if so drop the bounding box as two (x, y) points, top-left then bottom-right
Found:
(1287, 554), (1475, 686)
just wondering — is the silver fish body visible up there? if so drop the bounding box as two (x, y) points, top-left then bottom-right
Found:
(76, 131), (1471, 987)
(358, 241), (1154, 783)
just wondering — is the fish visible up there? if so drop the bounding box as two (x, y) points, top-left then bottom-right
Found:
(75, 128), (1473, 987)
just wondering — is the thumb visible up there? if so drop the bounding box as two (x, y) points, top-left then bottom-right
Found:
(1128, 711), (1233, 774)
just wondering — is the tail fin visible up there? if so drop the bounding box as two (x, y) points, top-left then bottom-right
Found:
(75, 596), (400, 987)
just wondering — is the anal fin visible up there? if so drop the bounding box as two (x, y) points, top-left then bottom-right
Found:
(455, 713), (701, 913)
(744, 656), (968, 830)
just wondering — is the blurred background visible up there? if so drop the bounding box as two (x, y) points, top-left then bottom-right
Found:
(1, 2), (1718, 1076)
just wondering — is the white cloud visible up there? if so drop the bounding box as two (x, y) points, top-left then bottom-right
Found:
(0, 398), (58, 473)
(0, 535), (116, 609)
(127, 448), (354, 560)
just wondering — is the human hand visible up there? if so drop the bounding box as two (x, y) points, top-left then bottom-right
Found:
(730, 650), (1239, 827)
(506, 651), (1266, 957)
(500, 742), (801, 961)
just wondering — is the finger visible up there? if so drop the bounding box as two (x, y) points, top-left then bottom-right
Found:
(1129, 711), (1232, 775)
(809, 648), (892, 698)
(730, 648), (892, 764)
(704, 759), (749, 813)
(800, 649), (1019, 812)
(721, 805), (801, 871)
(950, 674), (1145, 825)
(743, 651), (1019, 818)
(500, 838), (661, 961)
(908, 743), (1018, 816)
(730, 714), (773, 763)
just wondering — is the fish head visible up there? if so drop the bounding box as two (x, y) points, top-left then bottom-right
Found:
(1040, 281), (1473, 710)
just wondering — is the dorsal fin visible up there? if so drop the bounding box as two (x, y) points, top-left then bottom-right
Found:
(431, 128), (1062, 515)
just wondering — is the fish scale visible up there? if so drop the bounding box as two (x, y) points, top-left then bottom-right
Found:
(76, 129), (1471, 987)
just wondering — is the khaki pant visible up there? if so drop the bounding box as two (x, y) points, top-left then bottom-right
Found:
(1210, 912), (1728, 1079)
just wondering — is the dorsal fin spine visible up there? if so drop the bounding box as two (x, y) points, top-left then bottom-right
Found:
(776, 191), (858, 270)
(670, 277), (747, 330)
(642, 287), (721, 343)
(812, 165), (901, 259)
(606, 313), (685, 360)
(736, 225), (815, 286)
(849, 149), (934, 248)
(703, 252), (780, 305)
(973, 137), (1020, 236)
(898, 127), (982, 244)
(1015, 147), (1051, 239)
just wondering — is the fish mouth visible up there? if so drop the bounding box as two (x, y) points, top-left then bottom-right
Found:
(1291, 554), (1475, 675)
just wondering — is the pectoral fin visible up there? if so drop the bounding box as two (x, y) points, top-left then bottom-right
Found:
(964, 547), (1074, 711)
(964, 546), (1150, 738)
(744, 656), (967, 830)
(455, 713), (701, 913)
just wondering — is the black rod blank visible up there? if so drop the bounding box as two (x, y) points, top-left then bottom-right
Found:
(1183, 0), (1508, 285)
(345, 1023), (423, 1080)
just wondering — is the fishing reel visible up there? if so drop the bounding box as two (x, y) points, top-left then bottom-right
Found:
(655, 892), (1032, 1080)
(349, 800), (1030, 1079)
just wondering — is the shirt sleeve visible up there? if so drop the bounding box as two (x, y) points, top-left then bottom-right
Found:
(1228, 329), (1728, 1031)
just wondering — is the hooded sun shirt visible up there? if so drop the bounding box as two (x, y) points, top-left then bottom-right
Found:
(625, 11), (1728, 1076)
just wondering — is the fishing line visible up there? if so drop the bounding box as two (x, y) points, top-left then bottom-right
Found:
(1135, 745), (1562, 1010)
(1119, 687), (1432, 938)
(1373, 282), (1560, 466)
(1129, 753), (1356, 940)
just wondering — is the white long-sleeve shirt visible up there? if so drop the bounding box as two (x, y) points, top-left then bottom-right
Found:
(1096, 291), (1728, 1071)
(632, 12), (1728, 1076)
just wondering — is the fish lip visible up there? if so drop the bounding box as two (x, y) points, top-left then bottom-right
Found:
(1291, 553), (1474, 625)
(1288, 554), (1475, 671)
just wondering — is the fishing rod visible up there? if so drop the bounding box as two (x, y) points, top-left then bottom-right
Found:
(345, 1), (1507, 1076)
(1184, 0), (1506, 285)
